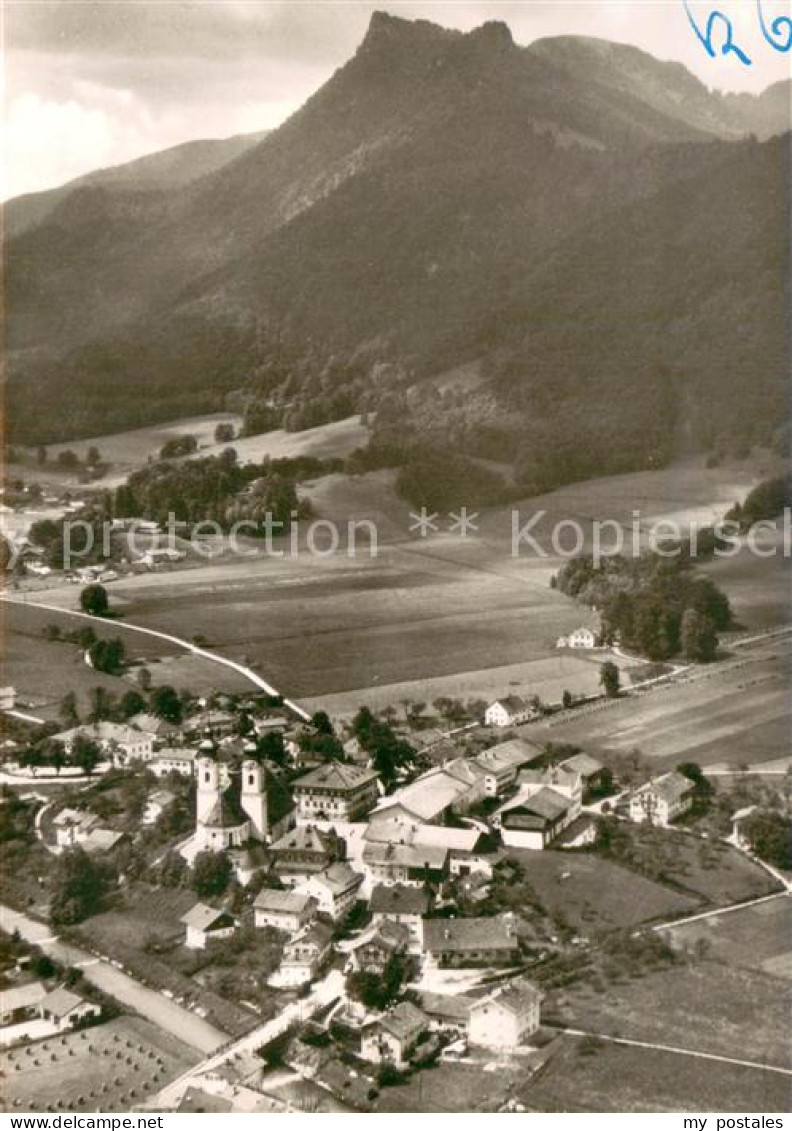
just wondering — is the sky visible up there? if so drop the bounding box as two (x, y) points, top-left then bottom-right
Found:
(4, 1), (790, 199)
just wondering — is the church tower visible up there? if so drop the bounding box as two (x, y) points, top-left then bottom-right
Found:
(196, 754), (220, 825)
(241, 759), (268, 840)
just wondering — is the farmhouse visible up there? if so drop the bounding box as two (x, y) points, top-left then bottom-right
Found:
(360, 1002), (429, 1067)
(181, 903), (237, 949)
(556, 626), (598, 649)
(494, 787), (577, 850)
(473, 738), (541, 795)
(278, 921), (333, 987)
(484, 696), (535, 728)
(422, 917), (520, 968)
(346, 921), (411, 973)
(38, 988), (100, 1032)
(629, 771), (694, 826)
(365, 813), (487, 875)
(128, 713), (180, 742)
(298, 862), (363, 920)
(150, 748), (198, 777)
(293, 763), (380, 823)
(374, 764), (479, 824)
(269, 824), (346, 885)
(254, 889), (317, 934)
(468, 978), (544, 1048)
(559, 752), (607, 793)
(0, 982), (47, 1026)
(362, 839), (449, 888)
(53, 721), (153, 765)
(369, 883), (432, 948)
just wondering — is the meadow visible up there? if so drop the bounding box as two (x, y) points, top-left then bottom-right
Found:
(664, 895), (792, 980)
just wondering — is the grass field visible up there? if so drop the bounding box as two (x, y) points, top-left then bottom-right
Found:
(664, 896), (792, 980)
(522, 1035), (791, 1113)
(504, 849), (699, 933)
(551, 962), (791, 1069)
(1, 601), (251, 718)
(3, 1014), (195, 1113)
(521, 636), (791, 767)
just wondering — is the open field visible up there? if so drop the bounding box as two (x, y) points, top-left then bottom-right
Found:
(521, 636), (791, 767)
(663, 895), (792, 980)
(375, 1057), (531, 1113)
(2, 1014), (196, 1113)
(505, 849), (699, 932)
(1, 600), (251, 718)
(522, 1034), (791, 1113)
(551, 962), (791, 1069)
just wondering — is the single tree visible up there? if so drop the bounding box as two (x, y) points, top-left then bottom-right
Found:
(150, 684), (183, 723)
(192, 850), (232, 898)
(73, 734), (101, 776)
(119, 689), (146, 719)
(59, 691), (80, 727)
(681, 608), (718, 663)
(599, 661), (621, 698)
(79, 583), (109, 617)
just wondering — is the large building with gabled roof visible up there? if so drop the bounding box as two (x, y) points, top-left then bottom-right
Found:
(293, 762), (380, 822)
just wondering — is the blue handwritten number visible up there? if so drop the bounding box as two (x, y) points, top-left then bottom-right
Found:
(683, 1), (753, 65)
(757, 0), (792, 51)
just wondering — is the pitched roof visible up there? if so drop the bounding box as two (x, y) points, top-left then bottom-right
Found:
(419, 991), (475, 1023)
(308, 862), (362, 895)
(376, 769), (470, 822)
(39, 987), (89, 1019)
(81, 828), (126, 852)
(181, 902), (235, 932)
(370, 883), (431, 916)
(362, 840), (448, 871)
(636, 770), (694, 805)
(517, 765), (581, 792)
(270, 824), (340, 856)
(294, 762), (379, 792)
(129, 713), (178, 736)
(471, 977), (544, 1019)
(1, 982), (47, 1013)
(372, 1001), (428, 1042)
(559, 752), (603, 778)
(422, 917), (516, 954)
(153, 747), (197, 763)
(254, 888), (316, 916)
(284, 919), (333, 955)
(498, 786), (572, 827)
(413, 825), (482, 853)
(475, 738), (541, 775)
(489, 696), (528, 713)
(364, 814), (480, 854)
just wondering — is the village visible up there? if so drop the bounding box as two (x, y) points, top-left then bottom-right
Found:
(1, 600), (789, 1113)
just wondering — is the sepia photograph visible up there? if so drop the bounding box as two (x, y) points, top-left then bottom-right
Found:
(1, 0), (790, 1118)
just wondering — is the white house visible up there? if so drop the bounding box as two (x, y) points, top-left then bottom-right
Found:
(277, 921), (333, 987)
(38, 988), (100, 1032)
(473, 738), (541, 794)
(297, 863), (362, 921)
(556, 626), (598, 649)
(54, 722), (153, 765)
(181, 903), (237, 949)
(468, 978), (544, 1048)
(254, 889), (317, 934)
(293, 763), (380, 823)
(150, 749), (198, 777)
(730, 805), (758, 850)
(484, 696), (534, 728)
(629, 771), (694, 827)
(360, 1002), (429, 1067)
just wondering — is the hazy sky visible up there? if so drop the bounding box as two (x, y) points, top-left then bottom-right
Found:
(4, 1), (789, 199)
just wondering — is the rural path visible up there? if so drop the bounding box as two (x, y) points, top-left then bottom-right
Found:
(0, 903), (227, 1056)
(552, 1024), (792, 1077)
(155, 968), (345, 1109)
(650, 889), (791, 934)
(1, 593), (310, 721)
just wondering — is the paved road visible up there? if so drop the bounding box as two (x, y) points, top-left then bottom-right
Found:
(1, 594), (310, 721)
(0, 904), (227, 1055)
(554, 1024), (792, 1076)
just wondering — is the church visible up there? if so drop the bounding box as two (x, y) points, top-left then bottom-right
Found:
(194, 751), (295, 852)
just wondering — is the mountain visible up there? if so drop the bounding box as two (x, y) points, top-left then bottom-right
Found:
(5, 11), (790, 476)
(5, 129), (270, 239)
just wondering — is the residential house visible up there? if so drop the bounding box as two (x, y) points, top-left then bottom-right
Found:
(559, 752), (607, 796)
(150, 749), (198, 777)
(360, 1002), (429, 1067)
(181, 903), (237, 950)
(39, 988), (100, 1031)
(53, 721), (153, 765)
(346, 921), (411, 974)
(556, 627), (598, 649)
(364, 815), (488, 878)
(298, 862), (363, 920)
(473, 739), (542, 795)
(629, 771), (694, 826)
(269, 824), (345, 886)
(0, 982), (47, 1026)
(278, 921), (333, 987)
(254, 889), (317, 934)
(362, 840), (449, 890)
(369, 884), (432, 950)
(293, 763), (381, 823)
(494, 788), (577, 850)
(730, 805), (758, 850)
(484, 696), (534, 729)
(468, 978), (544, 1048)
(52, 808), (100, 849)
(419, 992), (474, 1033)
(422, 917), (521, 968)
